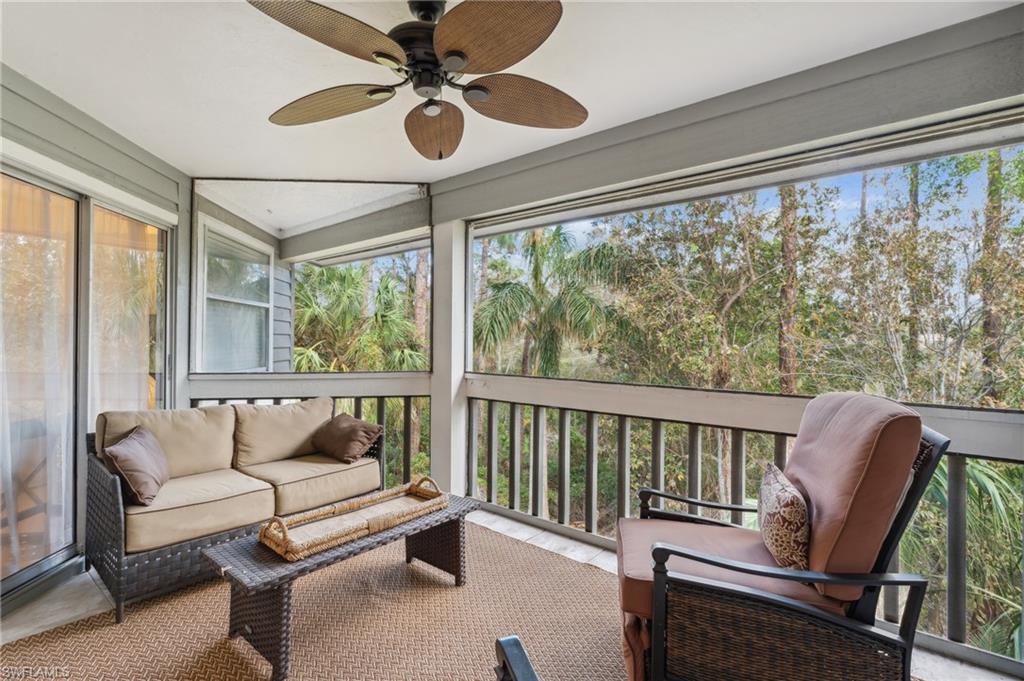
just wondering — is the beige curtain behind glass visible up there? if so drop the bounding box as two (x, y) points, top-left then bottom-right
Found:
(88, 206), (166, 425)
(0, 173), (77, 580)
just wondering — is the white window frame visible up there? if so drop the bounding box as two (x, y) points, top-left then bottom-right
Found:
(195, 213), (275, 373)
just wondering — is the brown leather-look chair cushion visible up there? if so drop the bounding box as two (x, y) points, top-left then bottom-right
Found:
(617, 517), (846, 622)
(783, 392), (921, 600)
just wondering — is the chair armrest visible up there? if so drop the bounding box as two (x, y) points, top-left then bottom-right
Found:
(638, 487), (756, 517)
(494, 636), (540, 681)
(651, 542), (928, 642)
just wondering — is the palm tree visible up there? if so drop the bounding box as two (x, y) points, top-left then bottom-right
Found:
(293, 263), (427, 372)
(473, 226), (621, 377)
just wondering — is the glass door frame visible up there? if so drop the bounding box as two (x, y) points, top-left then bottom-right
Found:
(0, 165), (175, 596)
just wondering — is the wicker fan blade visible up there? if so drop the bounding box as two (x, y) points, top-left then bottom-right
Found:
(270, 84), (395, 126)
(463, 74), (586, 129)
(405, 101), (464, 160)
(434, 1), (562, 75)
(249, 0), (405, 66)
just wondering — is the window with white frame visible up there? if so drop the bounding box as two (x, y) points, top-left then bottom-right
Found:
(198, 216), (274, 372)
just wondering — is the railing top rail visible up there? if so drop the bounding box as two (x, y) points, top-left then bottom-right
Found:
(188, 372), (430, 400)
(464, 373), (1024, 462)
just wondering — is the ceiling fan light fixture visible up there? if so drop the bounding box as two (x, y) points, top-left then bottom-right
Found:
(422, 100), (443, 117)
(366, 87), (396, 101)
(372, 52), (403, 70)
(462, 85), (490, 102)
(441, 51), (468, 72)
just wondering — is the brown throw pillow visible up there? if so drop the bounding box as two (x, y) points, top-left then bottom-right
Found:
(313, 414), (384, 464)
(103, 426), (170, 506)
(758, 464), (810, 571)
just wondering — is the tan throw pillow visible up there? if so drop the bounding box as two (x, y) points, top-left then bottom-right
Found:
(103, 426), (170, 506)
(313, 414), (384, 464)
(758, 464), (810, 571)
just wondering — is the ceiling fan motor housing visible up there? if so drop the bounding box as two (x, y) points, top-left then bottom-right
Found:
(388, 21), (445, 99)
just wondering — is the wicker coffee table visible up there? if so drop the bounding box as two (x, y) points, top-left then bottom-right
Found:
(202, 495), (478, 681)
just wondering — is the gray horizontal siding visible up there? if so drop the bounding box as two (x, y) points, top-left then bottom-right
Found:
(273, 265), (293, 372)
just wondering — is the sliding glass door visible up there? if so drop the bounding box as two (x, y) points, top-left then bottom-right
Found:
(0, 173), (78, 583)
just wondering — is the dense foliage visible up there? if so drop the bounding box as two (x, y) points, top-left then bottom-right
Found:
(472, 144), (1023, 659)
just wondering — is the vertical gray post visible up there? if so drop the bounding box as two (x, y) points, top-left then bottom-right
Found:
(531, 406), (548, 518)
(687, 424), (701, 515)
(509, 403), (522, 511)
(486, 400), (498, 504)
(617, 416), (631, 518)
(376, 397), (387, 486)
(730, 429), (745, 525)
(585, 412), (598, 533)
(401, 397), (413, 483)
(557, 409), (570, 525)
(467, 398), (479, 498)
(774, 433), (787, 470)
(651, 420), (665, 510)
(353, 397), (363, 420)
(947, 454), (967, 643)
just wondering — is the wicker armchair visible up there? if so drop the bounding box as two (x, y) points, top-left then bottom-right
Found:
(496, 394), (950, 681)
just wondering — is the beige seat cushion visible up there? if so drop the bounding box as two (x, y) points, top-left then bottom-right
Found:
(97, 405), (235, 478)
(240, 454), (381, 516)
(124, 469), (274, 553)
(783, 392), (921, 600)
(233, 397), (334, 467)
(617, 518), (846, 621)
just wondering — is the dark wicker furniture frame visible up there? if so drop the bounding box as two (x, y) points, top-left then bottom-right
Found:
(84, 433), (383, 623)
(202, 495), (477, 681)
(494, 426), (950, 681)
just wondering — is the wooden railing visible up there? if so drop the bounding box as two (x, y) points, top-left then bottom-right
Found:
(463, 372), (1024, 676)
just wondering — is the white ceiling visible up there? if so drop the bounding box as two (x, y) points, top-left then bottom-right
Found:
(0, 1), (1011, 184)
(195, 179), (423, 236)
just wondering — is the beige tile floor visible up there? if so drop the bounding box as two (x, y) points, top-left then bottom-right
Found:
(0, 508), (1014, 681)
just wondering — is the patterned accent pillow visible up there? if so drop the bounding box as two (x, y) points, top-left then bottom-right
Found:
(758, 464), (810, 570)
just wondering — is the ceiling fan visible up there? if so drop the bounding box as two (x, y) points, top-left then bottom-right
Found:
(249, 0), (587, 160)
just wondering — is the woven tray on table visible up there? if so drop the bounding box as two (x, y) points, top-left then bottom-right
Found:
(259, 477), (449, 561)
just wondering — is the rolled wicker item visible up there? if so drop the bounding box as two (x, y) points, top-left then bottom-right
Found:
(259, 477), (449, 561)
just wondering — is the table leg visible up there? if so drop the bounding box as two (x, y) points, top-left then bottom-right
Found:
(229, 582), (293, 681)
(405, 517), (467, 585)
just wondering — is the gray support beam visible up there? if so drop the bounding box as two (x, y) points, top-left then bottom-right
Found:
(377, 397), (387, 487)
(280, 197), (430, 261)
(467, 398), (479, 498)
(402, 396), (413, 484)
(774, 433), (788, 470)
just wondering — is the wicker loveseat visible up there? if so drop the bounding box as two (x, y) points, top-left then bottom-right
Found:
(85, 397), (382, 622)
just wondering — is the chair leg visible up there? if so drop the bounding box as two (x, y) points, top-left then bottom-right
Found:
(115, 599), (125, 623)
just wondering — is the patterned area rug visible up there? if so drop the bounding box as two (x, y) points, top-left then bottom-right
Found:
(1, 524), (625, 680)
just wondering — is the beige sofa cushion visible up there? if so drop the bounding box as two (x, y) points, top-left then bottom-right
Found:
(233, 397), (334, 467)
(123, 468), (274, 553)
(97, 405), (235, 478)
(240, 454), (380, 516)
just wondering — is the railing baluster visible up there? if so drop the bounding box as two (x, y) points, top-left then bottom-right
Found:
(730, 428), (745, 525)
(557, 409), (570, 525)
(402, 396), (412, 484)
(377, 397), (387, 486)
(509, 403), (522, 511)
(585, 412), (598, 533)
(651, 420), (664, 510)
(467, 398), (479, 499)
(884, 553), (900, 623)
(947, 454), (968, 642)
(486, 400), (498, 504)
(273, 398), (282, 405)
(774, 433), (787, 469)
(687, 424), (701, 515)
(353, 397), (363, 420)
(532, 406), (547, 519)
(617, 416), (631, 518)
